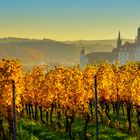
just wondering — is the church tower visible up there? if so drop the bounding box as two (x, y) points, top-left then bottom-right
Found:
(137, 26), (140, 46)
(80, 47), (85, 69)
(117, 31), (123, 65)
(117, 31), (122, 49)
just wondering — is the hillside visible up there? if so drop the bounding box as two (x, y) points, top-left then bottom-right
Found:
(0, 38), (134, 67)
(0, 38), (79, 67)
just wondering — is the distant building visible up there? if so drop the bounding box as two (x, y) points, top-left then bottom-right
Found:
(80, 27), (140, 68)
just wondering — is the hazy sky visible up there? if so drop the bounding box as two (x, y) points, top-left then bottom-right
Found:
(0, 0), (140, 41)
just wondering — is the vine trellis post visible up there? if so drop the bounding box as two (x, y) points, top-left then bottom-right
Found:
(94, 75), (98, 140)
(12, 80), (16, 140)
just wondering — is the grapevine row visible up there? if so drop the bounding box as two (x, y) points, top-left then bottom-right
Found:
(0, 59), (140, 139)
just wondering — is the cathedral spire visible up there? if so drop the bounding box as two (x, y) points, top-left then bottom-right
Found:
(80, 46), (85, 55)
(80, 46), (85, 69)
(117, 31), (122, 49)
(118, 31), (121, 39)
(137, 26), (140, 46)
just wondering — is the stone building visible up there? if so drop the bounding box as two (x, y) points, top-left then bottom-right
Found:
(80, 27), (140, 68)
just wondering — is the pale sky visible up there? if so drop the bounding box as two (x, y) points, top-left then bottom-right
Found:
(0, 0), (140, 41)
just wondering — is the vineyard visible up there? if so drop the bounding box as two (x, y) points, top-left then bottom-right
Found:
(0, 59), (140, 140)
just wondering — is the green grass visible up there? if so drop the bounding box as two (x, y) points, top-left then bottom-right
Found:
(2, 108), (140, 140)
(15, 115), (140, 140)
(17, 119), (68, 140)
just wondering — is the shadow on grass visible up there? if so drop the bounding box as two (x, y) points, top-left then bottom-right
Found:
(16, 117), (140, 140)
(20, 120), (68, 140)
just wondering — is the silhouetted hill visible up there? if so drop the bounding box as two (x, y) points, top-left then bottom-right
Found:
(0, 38), (134, 67)
(0, 38), (79, 67)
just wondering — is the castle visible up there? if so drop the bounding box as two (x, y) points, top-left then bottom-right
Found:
(80, 27), (140, 68)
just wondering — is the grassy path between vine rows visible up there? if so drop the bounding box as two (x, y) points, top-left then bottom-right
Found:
(2, 109), (140, 140)
(15, 115), (140, 140)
